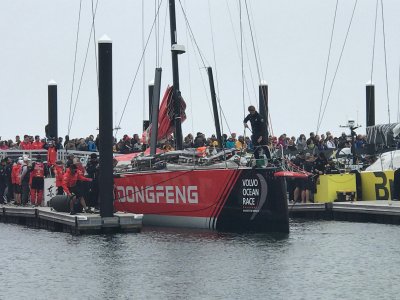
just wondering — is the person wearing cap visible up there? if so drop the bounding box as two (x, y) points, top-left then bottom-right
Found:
(243, 105), (270, 162)
(63, 162), (92, 215)
(20, 156), (31, 206)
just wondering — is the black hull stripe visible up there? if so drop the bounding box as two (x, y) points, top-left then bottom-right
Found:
(211, 169), (242, 229)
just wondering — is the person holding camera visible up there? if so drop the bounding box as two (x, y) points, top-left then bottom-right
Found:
(62, 161), (92, 215)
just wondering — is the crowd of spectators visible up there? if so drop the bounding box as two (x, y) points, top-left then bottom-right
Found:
(0, 130), (368, 155)
(0, 130), (372, 207)
(0, 134), (99, 152)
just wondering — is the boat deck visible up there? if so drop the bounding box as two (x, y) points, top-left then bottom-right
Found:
(0, 205), (143, 234)
(289, 200), (400, 224)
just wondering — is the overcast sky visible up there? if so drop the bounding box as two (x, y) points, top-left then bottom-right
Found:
(1, 0), (400, 141)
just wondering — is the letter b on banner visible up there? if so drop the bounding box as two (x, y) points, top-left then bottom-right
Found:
(374, 172), (389, 200)
(361, 171), (394, 200)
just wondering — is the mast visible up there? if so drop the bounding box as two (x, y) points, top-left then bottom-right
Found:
(168, 0), (185, 150)
(207, 67), (222, 147)
(47, 80), (58, 139)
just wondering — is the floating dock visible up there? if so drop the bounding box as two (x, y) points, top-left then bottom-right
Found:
(0, 205), (143, 234)
(289, 201), (400, 225)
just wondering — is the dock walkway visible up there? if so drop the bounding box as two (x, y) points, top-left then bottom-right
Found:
(0, 205), (142, 234)
(290, 201), (400, 225)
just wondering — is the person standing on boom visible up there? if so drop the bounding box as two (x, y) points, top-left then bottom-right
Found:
(243, 105), (270, 162)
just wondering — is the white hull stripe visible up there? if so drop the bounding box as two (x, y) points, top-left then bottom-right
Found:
(143, 214), (216, 230)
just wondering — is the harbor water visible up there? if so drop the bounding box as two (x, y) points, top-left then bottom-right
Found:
(1, 220), (400, 299)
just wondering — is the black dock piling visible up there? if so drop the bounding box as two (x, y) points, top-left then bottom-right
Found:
(366, 82), (375, 127)
(98, 35), (114, 218)
(47, 80), (58, 139)
(148, 80), (154, 124)
(150, 68), (162, 156)
(259, 81), (269, 137)
(207, 67), (223, 148)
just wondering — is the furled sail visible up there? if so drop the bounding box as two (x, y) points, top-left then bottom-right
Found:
(144, 86), (186, 144)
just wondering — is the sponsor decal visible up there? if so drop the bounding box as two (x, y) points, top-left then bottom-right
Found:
(361, 171), (394, 200)
(44, 177), (57, 206)
(242, 178), (260, 212)
(116, 185), (199, 204)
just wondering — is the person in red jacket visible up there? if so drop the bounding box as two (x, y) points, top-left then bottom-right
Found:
(47, 141), (57, 167)
(11, 159), (22, 205)
(54, 161), (65, 195)
(30, 156), (46, 206)
(19, 135), (32, 150)
(62, 163), (92, 215)
(31, 135), (44, 150)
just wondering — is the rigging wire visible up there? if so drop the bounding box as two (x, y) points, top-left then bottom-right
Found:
(67, 0), (82, 136)
(91, 0), (99, 90)
(316, 0), (339, 134)
(183, 0), (194, 135)
(370, 0), (379, 85)
(380, 0), (391, 124)
(236, 0), (257, 107)
(397, 65), (400, 123)
(154, 0), (159, 67)
(218, 97), (232, 134)
(185, 26), (214, 120)
(177, 0), (215, 121)
(69, 0), (99, 135)
(142, 0), (146, 121)
(239, 0), (246, 120)
(207, 0), (225, 139)
(317, 0), (358, 133)
(247, 0), (264, 79)
(159, 2), (169, 67)
(207, 0), (220, 96)
(226, 0), (257, 105)
(244, 0), (262, 83)
(244, 0), (273, 137)
(177, 0), (209, 68)
(115, 0), (164, 136)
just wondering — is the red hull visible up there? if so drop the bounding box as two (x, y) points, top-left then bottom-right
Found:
(114, 168), (289, 233)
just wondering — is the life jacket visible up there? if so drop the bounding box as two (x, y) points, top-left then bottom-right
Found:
(196, 146), (207, 157)
(32, 162), (45, 178)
